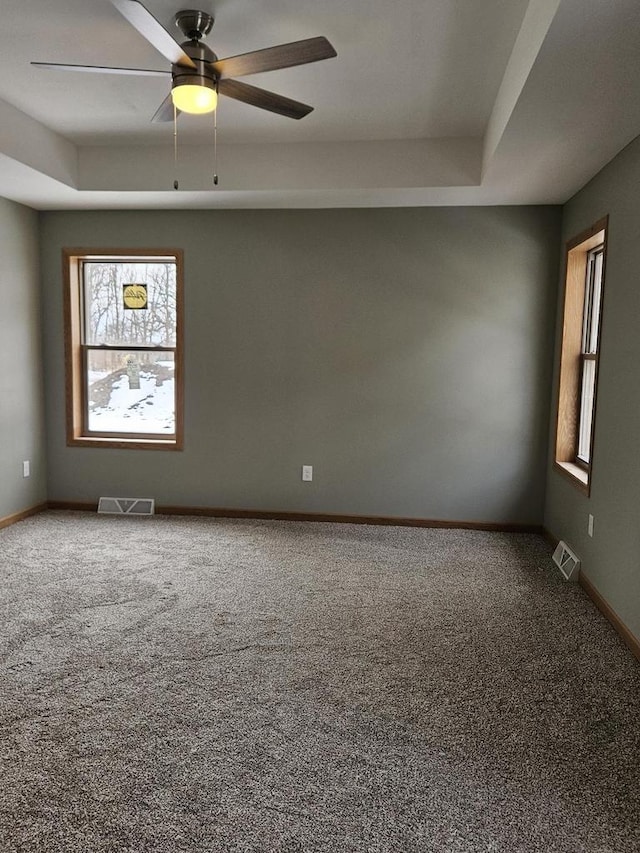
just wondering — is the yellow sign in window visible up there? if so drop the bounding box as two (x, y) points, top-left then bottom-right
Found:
(123, 283), (148, 310)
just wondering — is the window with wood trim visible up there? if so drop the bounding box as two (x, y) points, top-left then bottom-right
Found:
(554, 219), (607, 493)
(64, 249), (184, 450)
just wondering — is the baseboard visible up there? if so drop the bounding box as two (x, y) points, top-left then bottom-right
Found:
(47, 500), (542, 534)
(579, 572), (640, 664)
(543, 526), (640, 663)
(543, 525), (640, 663)
(0, 502), (48, 530)
(48, 500), (97, 512)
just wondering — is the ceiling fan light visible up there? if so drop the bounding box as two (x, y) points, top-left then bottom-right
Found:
(171, 83), (217, 114)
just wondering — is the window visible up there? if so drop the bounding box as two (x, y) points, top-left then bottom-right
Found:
(554, 219), (607, 493)
(576, 245), (604, 465)
(64, 249), (184, 449)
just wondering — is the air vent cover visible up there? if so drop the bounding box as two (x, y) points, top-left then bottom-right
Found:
(552, 540), (580, 581)
(98, 497), (155, 516)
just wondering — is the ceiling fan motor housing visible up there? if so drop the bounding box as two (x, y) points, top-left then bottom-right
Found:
(172, 39), (218, 91)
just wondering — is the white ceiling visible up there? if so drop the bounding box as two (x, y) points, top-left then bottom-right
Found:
(0, 0), (639, 209)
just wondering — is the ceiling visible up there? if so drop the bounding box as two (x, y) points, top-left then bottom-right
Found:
(1, 0), (639, 210)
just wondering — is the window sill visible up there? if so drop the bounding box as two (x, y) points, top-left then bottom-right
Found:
(554, 461), (590, 495)
(68, 436), (181, 451)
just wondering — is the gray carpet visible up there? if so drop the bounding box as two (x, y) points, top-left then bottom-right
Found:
(1, 511), (639, 852)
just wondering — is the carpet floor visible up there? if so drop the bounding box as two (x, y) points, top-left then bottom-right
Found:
(0, 511), (639, 852)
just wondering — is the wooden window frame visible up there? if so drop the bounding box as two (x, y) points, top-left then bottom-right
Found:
(63, 248), (184, 451)
(554, 218), (607, 494)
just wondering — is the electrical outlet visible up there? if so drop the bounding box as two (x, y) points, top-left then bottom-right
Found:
(22, 460), (30, 478)
(588, 514), (594, 537)
(302, 465), (313, 482)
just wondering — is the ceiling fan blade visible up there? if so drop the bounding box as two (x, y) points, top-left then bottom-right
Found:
(212, 36), (336, 79)
(31, 61), (170, 77)
(151, 93), (180, 123)
(218, 78), (313, 119)
(110, 0), (196, 68)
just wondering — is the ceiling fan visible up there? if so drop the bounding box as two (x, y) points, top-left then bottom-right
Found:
(32, 0), (337, 122)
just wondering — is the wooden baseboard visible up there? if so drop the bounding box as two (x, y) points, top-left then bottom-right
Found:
(579, 572), (640, 664)
(47, 500), (97, 512)
(543, 526), (640, 663)
(46, 500), (542, 534)
(0, 502), (48, 530)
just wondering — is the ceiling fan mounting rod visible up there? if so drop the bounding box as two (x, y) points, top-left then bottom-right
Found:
(175, 9), (214, 42)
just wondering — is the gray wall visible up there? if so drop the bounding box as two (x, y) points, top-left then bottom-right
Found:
(40, 206), (560, 524)
(545, 135), (640, 640)
(0, 197), (46, 519)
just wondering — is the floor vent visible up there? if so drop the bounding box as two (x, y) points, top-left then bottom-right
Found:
(98, 497), (155, 516)
(552, 540), (580, 581)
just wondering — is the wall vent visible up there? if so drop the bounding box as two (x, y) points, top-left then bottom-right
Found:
(552, 540), (580, 581)
(98, 497), (155, 516)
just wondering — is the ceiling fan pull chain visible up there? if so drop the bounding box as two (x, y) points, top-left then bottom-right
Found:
(213, 86), (219, 187)
(173, 103), (179, 190)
